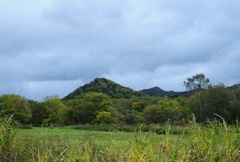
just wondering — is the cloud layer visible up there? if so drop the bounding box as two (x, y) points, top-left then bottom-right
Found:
(1, 0), (240, 100)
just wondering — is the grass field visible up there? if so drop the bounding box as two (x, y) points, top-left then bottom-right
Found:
(19, 127), (133, 148)
(1, 117), (240, 161)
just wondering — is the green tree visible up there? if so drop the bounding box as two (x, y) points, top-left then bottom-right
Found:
(0, 94), (31, 124)
(42, 95), (69, 125)
(184, 73), (210, 122)
(29, 100), (46, 126)
(229, 99), (240, 122)
(202, 84), (237, 123)
(72, 92), (117, 124)
(131, 101), (147, 112)
(230, 85), (240, 121)
(144, 98), (189, 124)
(95, 111), (116, 124)
(73, 101), (96, 124)
(143, 105), (162, 123)
(185, 93), (199, 120)
(113, 98), (143, 124)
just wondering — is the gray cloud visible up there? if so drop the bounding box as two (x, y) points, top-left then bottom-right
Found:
(1, 0), (240, 100)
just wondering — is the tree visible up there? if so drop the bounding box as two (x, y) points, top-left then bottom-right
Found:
(29, 100), (46, 126)
(143, 98), (189, 124)
(185, 93), (199, 120)
(230, 85), (240, 121)
(95, 111), (116, 124)
(202, 84), (239, 123)
(113, 98), (141, 124)
(229, 99), (240, 123)
(73, 101), (96, 124)
(72, 92), (117, 124)
(42, 95), (69, 125)
(0, 94), (31, 124)
(184, 73), (210, 122)
(143, 105), (163, 123)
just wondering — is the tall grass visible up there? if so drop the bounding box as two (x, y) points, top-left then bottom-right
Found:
(0, 115), (19, 161)
(1, 116), (240, 161)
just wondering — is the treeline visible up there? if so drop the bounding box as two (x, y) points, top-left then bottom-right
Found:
(0, 75), (239, 126)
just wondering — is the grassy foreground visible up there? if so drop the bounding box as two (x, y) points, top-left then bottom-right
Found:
(1, 117), (240, 161)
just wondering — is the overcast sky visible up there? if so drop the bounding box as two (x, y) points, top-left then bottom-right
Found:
(1, 0), (240, 101)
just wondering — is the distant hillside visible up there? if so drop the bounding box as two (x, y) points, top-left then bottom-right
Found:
(63, 78), (143, 100)
(140, 83), (240, 98)
(227, 83), (240, 90)
(140, 87), (191, 98)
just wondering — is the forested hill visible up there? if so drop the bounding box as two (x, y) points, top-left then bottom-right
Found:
(63, 78), (143, 100)
(140, 83), (240, 98)
(139, 87), (191, 98)
(63, 78), (240, 100)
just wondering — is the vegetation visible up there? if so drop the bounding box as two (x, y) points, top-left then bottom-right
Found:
(0, 116), (239, 161)
(0, 74), (240, 160)
(63, 78), (143, 100)
(0, 94), (31, 124)
(184, 73), (210, 121)
(0, 75), (240, 126)
(140, 86), (190, 98)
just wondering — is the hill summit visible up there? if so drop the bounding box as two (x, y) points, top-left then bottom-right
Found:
(63, 78), (143, 100)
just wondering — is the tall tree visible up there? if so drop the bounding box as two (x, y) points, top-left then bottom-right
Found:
(184, 73), (210, 121)
(202, 84), (235, 122)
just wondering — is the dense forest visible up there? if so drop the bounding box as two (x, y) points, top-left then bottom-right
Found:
(0, 74), (240, 126)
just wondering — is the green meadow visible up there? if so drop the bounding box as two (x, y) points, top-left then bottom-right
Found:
(18, 127), (133, 148)
(1, 116), (240, 161)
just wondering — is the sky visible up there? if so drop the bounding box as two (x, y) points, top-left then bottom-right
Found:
(1, 0), (240, 101)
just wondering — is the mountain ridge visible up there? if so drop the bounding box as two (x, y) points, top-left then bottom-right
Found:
(63, 78), (240, 100)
